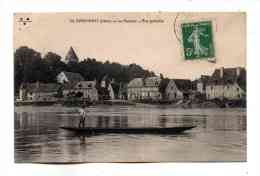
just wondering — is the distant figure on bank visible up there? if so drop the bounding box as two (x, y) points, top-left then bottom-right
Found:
(78, 105), (88, 128)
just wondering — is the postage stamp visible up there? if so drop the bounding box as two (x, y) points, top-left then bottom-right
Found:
(181, 21), (215, 60)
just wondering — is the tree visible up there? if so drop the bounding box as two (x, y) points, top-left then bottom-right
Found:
(14, 46), (158, 95)
(14, 46), (43, 93)
(54, 85), (63, 98)
(43, 52), (67, 82)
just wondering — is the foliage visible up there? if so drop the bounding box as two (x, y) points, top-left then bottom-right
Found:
(54, 85), (63, 98)
(14, 46), (155, 95)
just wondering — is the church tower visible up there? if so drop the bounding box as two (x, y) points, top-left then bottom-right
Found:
(64, 46), (79, 63)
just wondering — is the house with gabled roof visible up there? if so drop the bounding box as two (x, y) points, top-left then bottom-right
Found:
(127, 78), (143, 100)
(56, 71), (84, 84)
(165, 79), (192, 101)
(58, 79), (99, 102)
(127, 76), (162, 100)
(205, 67), (246, 100)
(65, 81), (99, 101)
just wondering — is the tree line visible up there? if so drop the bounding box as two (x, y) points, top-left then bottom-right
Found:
(14, 46), (156, 94)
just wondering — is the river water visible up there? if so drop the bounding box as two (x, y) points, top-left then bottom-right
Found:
(14, 105), (246, 163)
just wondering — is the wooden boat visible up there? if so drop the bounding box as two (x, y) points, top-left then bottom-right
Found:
(60, 126), (196, 134)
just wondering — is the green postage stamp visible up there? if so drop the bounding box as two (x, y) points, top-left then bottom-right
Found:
(181, 21), (215, 60)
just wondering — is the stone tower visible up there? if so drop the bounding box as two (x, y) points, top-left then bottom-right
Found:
(64, 46), (79, 63)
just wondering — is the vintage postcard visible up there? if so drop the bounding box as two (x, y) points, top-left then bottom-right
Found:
(14, 12), (246, 163)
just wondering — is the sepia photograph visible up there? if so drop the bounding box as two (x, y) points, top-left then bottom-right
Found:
(14, 12), (246, 163)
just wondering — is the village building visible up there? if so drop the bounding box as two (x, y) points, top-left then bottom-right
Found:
(99, 75), (116, 100)
(205, 67), (246, 100)
(64, 46), (79, 63)
(127, 77), (162, 100)
(18, 82), (60, 102)
(196, 75), (210, 94)
(165, 79), (192, 101)
(62, 81), (99, 101)
(56, 71), (84, 84)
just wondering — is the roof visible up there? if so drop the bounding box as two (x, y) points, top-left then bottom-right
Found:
(128, 77), (161, 88)
(128, 78), (144, 88)
(144, 77), (161, 87)
(198, 75), (210, 83)
(22, 82), (60, 93)
(62, 71), (84, 82)
(65, 47), (79, 63)
(208, 67), (246, 90)
(173, 79), (192, 92)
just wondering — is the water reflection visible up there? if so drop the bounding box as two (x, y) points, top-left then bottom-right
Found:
(14, 106), (246, 162)
(158, 116), (167, 128)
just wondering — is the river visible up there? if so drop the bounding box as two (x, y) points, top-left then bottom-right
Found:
(14, 105), (246, 163)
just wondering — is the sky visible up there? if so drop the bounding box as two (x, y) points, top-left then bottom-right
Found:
(14, 12), (246, 79)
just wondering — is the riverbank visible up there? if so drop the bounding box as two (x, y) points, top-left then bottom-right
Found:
(15, 98), (246, 108)
(15, 99), (135, 107)
(134, 98), (246, 108)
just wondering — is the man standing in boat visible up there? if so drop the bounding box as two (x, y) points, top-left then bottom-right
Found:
(78, 105), (88, 128)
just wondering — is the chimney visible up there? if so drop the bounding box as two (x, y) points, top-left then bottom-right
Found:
(236, 67), (241, 77)
(220, 67), (224, 78)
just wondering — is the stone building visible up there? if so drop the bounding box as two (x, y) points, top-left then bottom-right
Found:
(64, 46), (79, 63)
(127, 77), (162, 100)
(205, 67), (246, 100)
(62, 81), (99, 101)
(165, 79), (192, 101)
